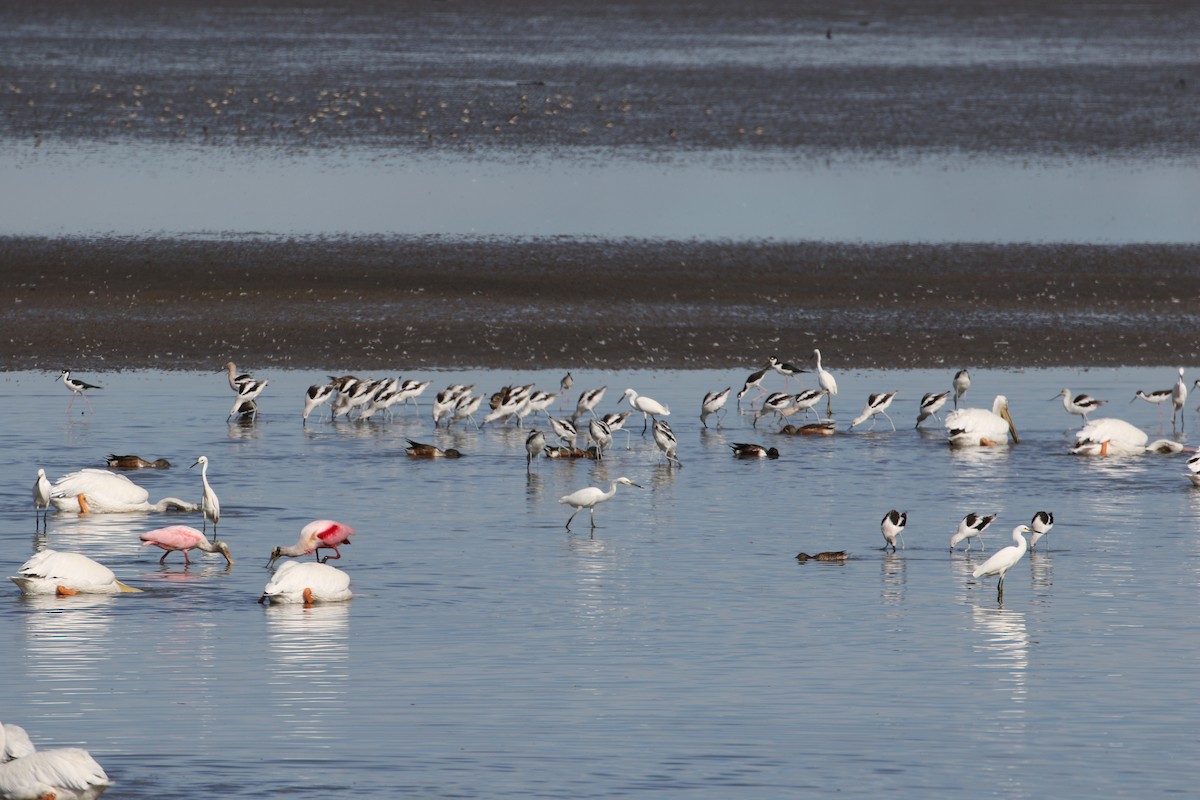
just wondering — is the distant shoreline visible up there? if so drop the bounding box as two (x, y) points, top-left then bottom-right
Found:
(3, 236), (1197, 372)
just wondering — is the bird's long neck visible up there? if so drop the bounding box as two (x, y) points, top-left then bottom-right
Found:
(605, 481), (622, 499)
(278, 541), (311, 557)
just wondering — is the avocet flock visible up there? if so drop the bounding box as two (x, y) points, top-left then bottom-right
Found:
(18, 358), (1200, 792)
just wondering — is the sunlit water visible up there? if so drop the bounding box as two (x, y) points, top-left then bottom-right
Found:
(1, 367), (1198, 797)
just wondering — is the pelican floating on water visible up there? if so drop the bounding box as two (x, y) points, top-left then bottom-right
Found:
(10, 550), (141, 596)
(944, 395), (1018, 448)
(49, 469), (198, 514)
(1070, 418), (1149, 456)
(0, 721), (112, 799)
(259, 561), (352, 605)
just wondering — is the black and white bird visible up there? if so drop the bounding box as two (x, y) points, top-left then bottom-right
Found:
(652, 419), (681, 467)
(881, 510), (907, 552)
(767, 355), (808, 384)
(229, 377), (268, 420)
(588, 418), (613, 460)
(700, 387), (731, 429)
(952, 369), (971, 409)
(1029, 511), (1054, 550)
(950, 512), (997, 552)
(525, 430), (545, 468)
(572, 386), (607, 423)
(1052, 388), (1105, 423)
(303, 384), (336, 425)
(754, 392), (795, 428)
(59, 370), (101, 412)
(548, 416), (579, 449)
(729, 443), (779, 459)
(736, 366), (770, 408)
(848, 391), (897, 431)
(916, 390), (951, 428)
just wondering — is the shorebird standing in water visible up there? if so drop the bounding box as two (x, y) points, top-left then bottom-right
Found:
(60, 369), (101, 412)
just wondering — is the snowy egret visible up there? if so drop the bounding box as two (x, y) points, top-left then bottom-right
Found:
(652, 419), (682, 466)
(916, 390), (951, 428)
(952, 369), (970, 409)
(729, 443), (779, 459)
(1052, 388), (1106, 423)
(140, 525), (234, 566)
(700, 387), (731, 428)
(559, 477), (642, 530)
(548, 416), (579, 449)
(944, 395), (1018, 447)
(49, 469), (198, 514)
(105, 454), (171, 469)
(736, 367), (770, 408)
(881, 510), (907, 552)
(848, 391), (897, 431)
(972, 525), (1032, 601)
(572, 386), (607, 423)
(0, 722), (112, 799)
(1171, 367), (1187, 431)
(269, 519), (356, 565)
(259, 560), (352, 605)
(191, 456), (221, 535)
(303, 383), (335, 424)
(949, 512), (997, 552)
(1070, 418), (1148, 456)
(10, 549), (141, 596)
(405, 440), (462, 458)
(1029, 511), (1054, 550)
(59, 369), (101, 413)
(33, 469), (50, 529)
(588, 418), (613, 460)
(812, 350), (838, 417)
(620, 388), (670, 433)
(525, 430), (546, 468)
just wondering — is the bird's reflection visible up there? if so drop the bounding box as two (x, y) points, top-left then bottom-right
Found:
(880, 551), (906, 606)
(1028, 550), (1053, 590)
(19, 595), (115, 708)
(264, 602), (351, 743)
(971, 605), (1030, 712)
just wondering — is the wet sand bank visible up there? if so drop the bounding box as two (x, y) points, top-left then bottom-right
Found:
(3, 236), (1197, 371)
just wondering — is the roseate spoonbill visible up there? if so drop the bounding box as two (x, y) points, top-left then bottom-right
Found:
(140, 525), (233, 566)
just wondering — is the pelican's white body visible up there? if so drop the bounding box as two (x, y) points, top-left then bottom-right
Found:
(1071, 418), (1149, 456)
(49, 470), (198, 513)
(261, 561), (352, 604)
(944, 395), (1017, 448)
(10, 550), (140, 596)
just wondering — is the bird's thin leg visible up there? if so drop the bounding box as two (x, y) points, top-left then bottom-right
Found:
(641, 413), (649, 434)
(884, 411), (895, 431)
(589, 508), (597, 528)
(83, 394), (94, 412)
(66, 394), (76, 412)
(565, 510), (577, 530)
(183, 550), (191, 565)
(160, 551), (169, 564)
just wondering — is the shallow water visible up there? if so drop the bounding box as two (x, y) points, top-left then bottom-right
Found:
(2, 366), (1198, 797)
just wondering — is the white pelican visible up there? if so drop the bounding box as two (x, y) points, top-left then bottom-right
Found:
(1070, 418), (1148, 456)
(952, 369), (970, 409)
(259, 561), (352, 605)
(620, 388), (670, 433)
(33, 469), (51, 529)
(2, 723), (36, 761)
(812, 349), (838, 417)
(49, 469), (198, 514)
(950, 512), (996, 552)
(191, 456), (220, 534)
(848, 391), (897, 431)
(736, 367), (769, 408)
(525, 430), (545, 468)
(139, 525), (233, 566)
(559, 477), (642, 530)
(944, 395), (1018, 447)
(1029, 511), (1054, 550)
(0, 722), (112, 799)
(652, 419), (681, 466)
(881, 510), (906, 551)
(973, 525), (1032, 601)
(268, 520), (357, 565)
(729, 443), (779, 459)
(916, 390), (950, 428)
(1053, 388), (1106, 422)
(700, 387), (730, 429)
(1171, 367), (1187, 431)
(302, 383), (335, 425)
(10, 550), (141, 596)
(59, 369), (102, 413)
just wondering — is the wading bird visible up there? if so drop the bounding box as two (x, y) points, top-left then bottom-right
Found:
(916, 390), (951, 428)
(848, 391), (897, 431)
(700, 387), (730, 429)
(881, 510), (907, 552)
(268, 519), (357, 565)
(620, 388), (670, 433)
(33, 469), (50, 529)
(812, 350), (838, 417)
(1029, 511), (1054, 550)
(950, 512), (996, 552)
(952, 369), (970, 409)
(560, 477), (642, 531)
(191, 456), (221, 535)
(972, 525), (1032, 601)
(1052, 388), (1105, 423)
(60, 370), (101, 413)
(140, 525), (233, 566)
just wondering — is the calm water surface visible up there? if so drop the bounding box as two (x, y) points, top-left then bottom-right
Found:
(2, 367), (1198, 797)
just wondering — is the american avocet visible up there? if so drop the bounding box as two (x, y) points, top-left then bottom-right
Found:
(950, 512), (996, 552)
(228, 377), (267, 420)
(780, 389), (825, 423)
(1053, 388), (1106, 423)
(548, 416), (579, 448)
(448, 392), (483, 428)
(430, 385), (467, 427)
(848, 391), (897, 431)
(736, 366), (770, 408)
(559, 477), (642, 531)
(268, 519), (356, 565)
(700, 387), (731, 429)
(394, 379), (432, 414)
(812, 350), (838, 417)
(916, 390), (951, 428)
(881, 510), (907, 552)
(1171, 367), (1187, 431)
(33, 469), (50, 529)
(620, 388), (670, 433)
(49, 469), (198, 514)
(405, 439), (462, 458)
(59, 369), (101, 412)
(572, 386), (607, 423)
(219, 361), (255, 392)
(652, 418), (681, 466)
(518, 390), (558, 425)
(972, 525), (1032, 601)
(482, 389), (528, 426)
(302, 384), (336, 425)
(560, 372), (573, 393)
(1070, 417), (1147, 456)
(0, 723), (112, 798)
(140, 525), (233, 565)
(754, 391), (795, 428)
(1029, 511), (1054, 550)
(191, 456), (221, 535)
(525, 430), (545, 468)
(944, 395), (1018, 448)
(105, 454), (170, 469)
(729, 443), (779, 459)
(952, 369), (970, 409)
(259, 560), (352, 605)
(10, 549), (141, 596)
(588, 418), (613, 461)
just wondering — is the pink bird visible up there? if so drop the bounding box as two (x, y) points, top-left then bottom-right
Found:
(268, 519), (356, 566)
(139, 525), (234, 565)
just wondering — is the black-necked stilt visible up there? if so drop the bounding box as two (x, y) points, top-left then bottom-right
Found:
(950, 512), (997, 552)
(768, 355), (807, 385)
(848, 391), (898, 431)
(60, 369), (101, 412)
(881, 510), (907, 552)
